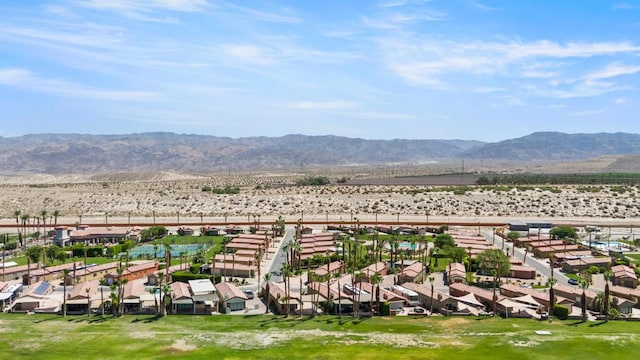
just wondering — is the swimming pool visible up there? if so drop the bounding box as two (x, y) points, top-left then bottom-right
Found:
(125, 244), (208, 258)
(588, 241), (625, 250)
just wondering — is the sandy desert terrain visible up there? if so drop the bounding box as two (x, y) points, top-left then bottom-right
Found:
(0, 169), (638, 227)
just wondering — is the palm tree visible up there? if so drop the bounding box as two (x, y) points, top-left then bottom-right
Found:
(99, 279), (107, 317)
(370, 272), (383, 315)
(255, 248), (263, 292)
(150, 287), (159, 317)
(428, 276), (435, 315)
(547, 277), (557, 319)
(161, 283), (171, 316)
(20, 214), (30, 249)
(333, 272), (342, 318)
(62, 269), (70, 317)
(603, 271), (612, 321)
(109, 283), (118, 317)
(53, 209), (60, 227)
(579, 276), (591, 322)
(119, 278), (128, 316)
(280, 263), (292, 316)
(40, 210), (48, 241)
(263, 273), (272, 314)
(86, 288), (91, 318)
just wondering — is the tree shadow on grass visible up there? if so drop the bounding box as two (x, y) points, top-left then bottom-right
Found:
(88, 317), (111, 324)
(567, 320), (585, 327)
(131, 316), (160, 323)
(589, 321), (607, 327)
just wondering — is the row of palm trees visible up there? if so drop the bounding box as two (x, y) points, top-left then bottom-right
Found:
(13, 209), (61, 249)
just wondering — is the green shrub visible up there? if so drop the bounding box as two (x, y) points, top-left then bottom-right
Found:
(554, 304), (569, 320)
(296, 176), (330, 186)
(171, 271), (212, 283)
(189, 264), (201, 274)
(380, 301), (391, 316)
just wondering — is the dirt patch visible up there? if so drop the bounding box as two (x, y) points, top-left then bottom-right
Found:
(439, 317), (470, 330)
(169, 339), (197, 352)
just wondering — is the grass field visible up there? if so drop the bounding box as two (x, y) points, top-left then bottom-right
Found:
(625, 254), (640, 264)
(1, 314), (639, 359)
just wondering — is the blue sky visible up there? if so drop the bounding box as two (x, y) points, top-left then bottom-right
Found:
(1, 0), (639, 141)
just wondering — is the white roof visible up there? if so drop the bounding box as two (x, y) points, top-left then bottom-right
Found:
(453, 293), (484, 308)
(188, 279), (216, 295)
(391, 285), (419, 297)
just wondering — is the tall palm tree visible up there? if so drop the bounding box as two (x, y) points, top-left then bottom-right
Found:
(99, 279), (107, 318)
(255, 248), (263, 292)
(370, 272), (383, 315)
(40, 210), (48, 241)
(333, 272), (342, 318)
(603, 271), (612, 321)
(109, 284), (118, 317)
(86, 288), (91, 318)
(53, 209), (60, 227)
(428, 276), (435, 316)
(280, 263), (293, 316)
(150, 287), (159, 317)
(62, 269), (70, 317)
(20, 214), (30, 249)
(579, 275), (591, 322)
(161, 283), (171, 316)
(263, 273), (272, 314)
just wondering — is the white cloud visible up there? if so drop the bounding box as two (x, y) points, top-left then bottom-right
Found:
(613, 3), (640, 10)
(221, 2), (302, 23)
(0, 68), (157, 100)
(378, 0), (432, 8)
(525, 80), (625, 99)
(615, 97), (628, 104)
(567, 109), (606, 116)
(221, 44), (274, 65)
(379, 36), (640, 96)
(77, 0), (209, 13)
(473, 87), (507, 93)
(473, 2), (502, 11)
(0, 23), (122, 48)
(351, 111), (416, 120)
(293, 100), (359, 110)
(583, 62), (640, 80)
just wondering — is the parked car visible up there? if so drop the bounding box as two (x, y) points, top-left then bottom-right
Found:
(568, 278), (579, 285)
(414, 307), (425, 313)
(244, 290), (255, 299)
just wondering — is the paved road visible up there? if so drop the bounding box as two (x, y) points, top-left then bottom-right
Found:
(266, 229), (293, 283)
(480, 230), (570, 287)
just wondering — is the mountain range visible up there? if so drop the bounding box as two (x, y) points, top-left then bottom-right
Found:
(0, 132), (638, 174)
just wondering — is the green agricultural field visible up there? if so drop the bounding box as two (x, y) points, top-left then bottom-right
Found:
(1, 314), (639, 359)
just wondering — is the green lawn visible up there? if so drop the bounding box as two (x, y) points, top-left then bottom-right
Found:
(7, 256), (118, 266)
(0, 314), (638, 359)
(626, 254), (640, 264)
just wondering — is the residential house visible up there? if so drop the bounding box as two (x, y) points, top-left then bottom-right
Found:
(171, 281), (194, 314)
(611, 265), (637, 289)
(25, 262), (81, 285)
(444, 262), (466, 285)
(265, 281), (299, 315)
(401, 282), (463, 314)
(314, 261), (343, 278)
(561, 257), (612, 274)
(609, 285), (640, 308)
(12, 281), (56, 313)
(509, 265), (537, 280)
(66, 281), (99, 315)
(0, 282), (23, 311)
(105, 261), (158, 285)
(398, 262), (425, 284)
(215, 281), (248, 312)
(188, 279), (219, 314)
